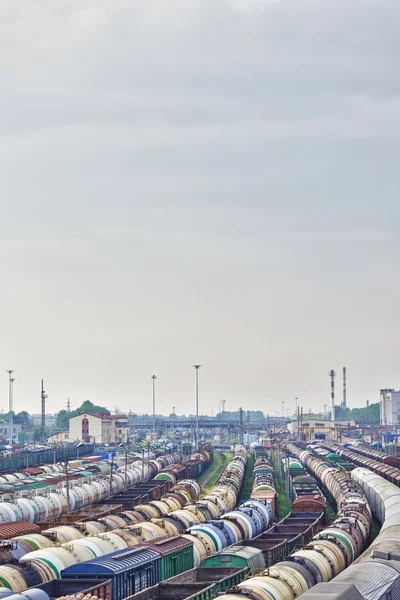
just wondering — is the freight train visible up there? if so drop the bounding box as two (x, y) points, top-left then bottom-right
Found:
(2, 443), (331, 600)
(249, 443), (268, 459)
(200, 450), (322, 572)
(0, 445), (96, 474)
(287, 458), (326, 514)
(299, 466), (400, 599)
(331, 441), (398, 466)
(0, 448), (214, 526)
(317, 441), (400, 486)
(216, 443), (371, 600)
(0, 446), (274, 595)
(0, 452), (179, 522)
(250, 457), (277, 517)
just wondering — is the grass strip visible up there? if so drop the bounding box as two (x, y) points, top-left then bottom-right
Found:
(239, 453), (255, 501)
(200, 452), (232, 493)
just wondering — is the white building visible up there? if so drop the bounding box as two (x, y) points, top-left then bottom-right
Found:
(380, 389), (400, 425)
(69, 412), (129, 444)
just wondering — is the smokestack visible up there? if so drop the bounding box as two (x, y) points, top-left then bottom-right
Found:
(366, 400), (369, 407)
(329, 370), (336, 422)
(342, 367), (347, 408)
(41, 379), (46, 443)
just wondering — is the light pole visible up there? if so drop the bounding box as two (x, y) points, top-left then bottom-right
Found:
(6, 371), (14, 447)
(193, 365), (201, 451)
(152, 375), (156, 441)
(282, 401), (284, 419)
(41, 380), (48, 444)
(141, 448), (145, 481)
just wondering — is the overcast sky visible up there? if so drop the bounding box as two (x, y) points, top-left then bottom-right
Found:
(1, 0), (399, 417)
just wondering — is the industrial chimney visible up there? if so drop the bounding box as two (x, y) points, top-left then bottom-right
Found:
(329, 370), (336, 422)
(342, 367), (347, 408)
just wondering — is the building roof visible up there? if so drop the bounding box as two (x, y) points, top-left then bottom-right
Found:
(71, 412), (127, 420)
(287, 418), (332, 424)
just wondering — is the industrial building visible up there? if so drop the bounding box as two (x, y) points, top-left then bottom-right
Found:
(287, 417), (335, 440)
(69, 412), (129, 443)
(380, 389), (400, 425)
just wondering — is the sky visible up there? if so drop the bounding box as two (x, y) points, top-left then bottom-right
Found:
(1, 0), (399, 417)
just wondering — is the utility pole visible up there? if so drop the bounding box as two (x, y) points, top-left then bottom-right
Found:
(297, 406), (300, 439)
(64, 451), (70, 512)
(41, 380), (48, 443)
(152, 375), (156, 441)
(277, 439), (282, 481)
(6, 371), (14, 447)
(119, 444), (128, 488)
(285, 449), (290, 501)
(301, 407), (304, 441)
(193, 365), (201, 451)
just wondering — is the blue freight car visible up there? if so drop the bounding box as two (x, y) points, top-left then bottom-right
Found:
(61, 547), (160, 600)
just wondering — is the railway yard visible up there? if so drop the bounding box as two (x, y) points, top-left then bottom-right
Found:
(0, 440), (397, 599)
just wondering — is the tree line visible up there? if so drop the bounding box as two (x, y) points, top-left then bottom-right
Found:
(332, 403), (380, 425)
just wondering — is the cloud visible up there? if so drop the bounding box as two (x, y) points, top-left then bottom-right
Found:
(0, 1), (399, 415)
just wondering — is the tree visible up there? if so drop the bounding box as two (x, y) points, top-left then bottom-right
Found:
(1, 411), (31, 424)
(75, 400), (110, 415)
(14, 411), (31, 424)
(34, 424), (51, 442)
(56, 410), (72, 430)
(55, 400), (110, 432)
(333, 403), (380, 425)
